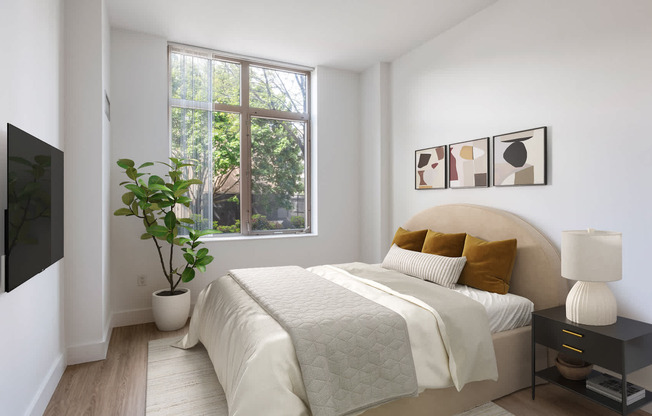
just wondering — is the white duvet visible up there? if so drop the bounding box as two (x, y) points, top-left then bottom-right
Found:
(177, 264), (498, 416)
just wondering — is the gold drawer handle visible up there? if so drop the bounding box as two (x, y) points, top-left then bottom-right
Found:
(562, 344), (583, 354)
(563, 329), (584, 338)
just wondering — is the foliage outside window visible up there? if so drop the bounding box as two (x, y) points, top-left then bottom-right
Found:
(169, 45), (311, 236)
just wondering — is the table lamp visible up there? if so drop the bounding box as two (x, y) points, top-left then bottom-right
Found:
(561, 229), (622, 326)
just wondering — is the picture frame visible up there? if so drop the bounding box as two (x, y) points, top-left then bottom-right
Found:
(493, 126), (547, 186)
(448, 137), (489, 188)
(415, 145), (447, 189)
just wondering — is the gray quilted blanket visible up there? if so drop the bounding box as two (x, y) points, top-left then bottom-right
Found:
(229, 266), (418, 416)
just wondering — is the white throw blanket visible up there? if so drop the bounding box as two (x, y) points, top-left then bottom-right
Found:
(228, 266), (418, 416)
(177, 263), (497, 416)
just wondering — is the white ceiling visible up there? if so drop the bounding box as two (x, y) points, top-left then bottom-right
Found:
(107, 0), (497, 72)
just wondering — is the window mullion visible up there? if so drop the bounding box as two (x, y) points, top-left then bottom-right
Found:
(240, 62), (252, 236)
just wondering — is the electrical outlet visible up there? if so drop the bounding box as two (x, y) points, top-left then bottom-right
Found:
(137, 275), (146, 286)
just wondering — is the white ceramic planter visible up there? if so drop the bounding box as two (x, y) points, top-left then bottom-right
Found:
(152, 288), (191, 331)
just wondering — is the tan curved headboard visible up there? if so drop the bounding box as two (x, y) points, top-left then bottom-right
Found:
(403, 204), (568, 310)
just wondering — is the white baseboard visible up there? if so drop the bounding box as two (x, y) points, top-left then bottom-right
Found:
(66, 315), (114, 365)
(111, 307), (154, 327)
(111, 304), (195, 328)
(27, 352), (66, 416)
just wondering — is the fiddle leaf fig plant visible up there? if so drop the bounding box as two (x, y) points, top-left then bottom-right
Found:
(114, 157), (218, 295)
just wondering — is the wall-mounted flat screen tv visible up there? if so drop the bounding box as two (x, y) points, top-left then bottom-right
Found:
(5, 123), (64, 292)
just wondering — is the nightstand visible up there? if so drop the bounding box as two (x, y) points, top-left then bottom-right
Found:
(532, 306), (652, 415)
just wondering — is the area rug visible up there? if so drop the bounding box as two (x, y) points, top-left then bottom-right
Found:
(146, 337), (228, 416)
(147, 337), (514, 416)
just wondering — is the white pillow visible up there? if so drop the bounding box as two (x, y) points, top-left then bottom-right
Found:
(381, 244), (467, 288)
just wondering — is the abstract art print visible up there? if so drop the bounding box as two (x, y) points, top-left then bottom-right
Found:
(493, 127), (547, 186)
(448, 138), (489, 188)
(415, 145), (446, 189)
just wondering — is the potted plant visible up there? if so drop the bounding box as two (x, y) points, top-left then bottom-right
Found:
(114, 157), (217, 331)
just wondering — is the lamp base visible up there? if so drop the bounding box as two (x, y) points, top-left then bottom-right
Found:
(566, 281), (617, 326)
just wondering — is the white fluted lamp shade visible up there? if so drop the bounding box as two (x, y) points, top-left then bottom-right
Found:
(561, 229), (622, 326)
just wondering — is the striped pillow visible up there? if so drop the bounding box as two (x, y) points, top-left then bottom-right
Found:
(381, 244), (467, 288)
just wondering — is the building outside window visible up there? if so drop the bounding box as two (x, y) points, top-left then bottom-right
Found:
(168, 44), (311, 236)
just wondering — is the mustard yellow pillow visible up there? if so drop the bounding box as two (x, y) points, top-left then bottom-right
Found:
(421, 230), (467, 257)
(458, 235), (517, 294)
(391, 227), (428, 252)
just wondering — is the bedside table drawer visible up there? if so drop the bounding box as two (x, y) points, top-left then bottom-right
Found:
(534, 316), (624, 371)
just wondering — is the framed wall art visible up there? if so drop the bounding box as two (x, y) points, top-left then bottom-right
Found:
(448, 137), (489, 188)
(415, 145), (447, 189)
(493, 126), (547, 186)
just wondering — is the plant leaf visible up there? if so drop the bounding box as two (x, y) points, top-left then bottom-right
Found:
(140, 233), (152, 240)
(174, 189), (189, 198)
(193, 229), (219, 238)
(178, 218), (194, 224)
(171, 180), (187, 192)
(181, 268), (195, 282)
(149, 183), (172, 193)
(138, 162), (154, 169)
(121, 192), (135, 205)
(148, 175), (165, 186)
(173, 237), (188, 246)
(164, 211), (176, 229)
(117, 159), (135, 169)
(146, 225), (169, 237)
(197, 255), (213, 266)
(196, 264), (206, 273)
(197, 248), (208, 258)
(125, 184), (146, 199)
(138, 200), (151, 210)
(126, 167), (138, 180)
(183, 253), (194, 264)
(113, 208), (132, 216)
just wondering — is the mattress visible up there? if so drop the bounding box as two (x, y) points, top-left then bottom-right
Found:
(451, 284), (533, 333)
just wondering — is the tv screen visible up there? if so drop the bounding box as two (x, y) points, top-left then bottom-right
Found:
(5, 123), (64, 292)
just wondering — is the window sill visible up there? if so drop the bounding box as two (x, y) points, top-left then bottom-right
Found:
(200, 232), (317, 243)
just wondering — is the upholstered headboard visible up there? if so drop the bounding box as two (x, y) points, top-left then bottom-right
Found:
(403, 204), (568, 310)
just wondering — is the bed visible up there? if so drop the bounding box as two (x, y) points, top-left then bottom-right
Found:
(178, 204), (569, 416)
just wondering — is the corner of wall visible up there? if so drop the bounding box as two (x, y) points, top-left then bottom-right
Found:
(66, 317), (113, 365)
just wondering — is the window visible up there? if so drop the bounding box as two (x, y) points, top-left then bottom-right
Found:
(169, 45), (311, 236)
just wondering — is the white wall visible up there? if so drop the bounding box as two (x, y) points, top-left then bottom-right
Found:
(360, 63), (392, 263)
(387, 0), (652, 403)
(0, 1), (66, 415)
(64, 0), (113, 364)
(110, 29), (362, 323)
(101, 0), (112, 339)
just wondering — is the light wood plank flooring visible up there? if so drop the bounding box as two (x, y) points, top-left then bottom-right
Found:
(45, 323), (187, 416)
(45, 323), (651, 416)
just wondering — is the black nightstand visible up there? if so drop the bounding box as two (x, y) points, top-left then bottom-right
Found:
(532, 306), (652, 415)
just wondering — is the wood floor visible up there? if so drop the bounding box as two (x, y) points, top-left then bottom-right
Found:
(45, 323), (651, 416)
(44, 323), (187, 416)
